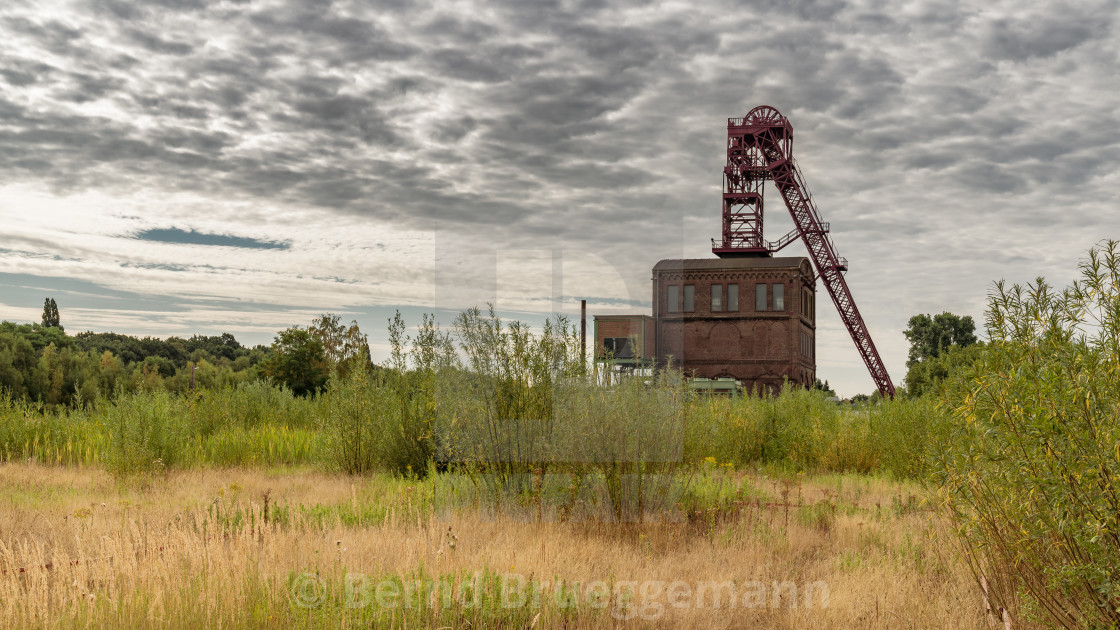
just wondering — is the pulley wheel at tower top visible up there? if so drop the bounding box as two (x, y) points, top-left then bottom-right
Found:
(744, 106), (787, 126)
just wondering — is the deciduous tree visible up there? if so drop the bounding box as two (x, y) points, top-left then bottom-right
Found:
(902, 312), (977, 367)
(902, 311), (978, 396)
(309, 314), (372, 378)
(260, 327), (329, 396)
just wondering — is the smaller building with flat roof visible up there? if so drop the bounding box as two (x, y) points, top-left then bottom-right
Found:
(593, 314), (655, 377)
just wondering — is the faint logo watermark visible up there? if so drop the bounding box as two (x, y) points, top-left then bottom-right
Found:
(289, 572), (327, 608)
(289, 571), (828, 619)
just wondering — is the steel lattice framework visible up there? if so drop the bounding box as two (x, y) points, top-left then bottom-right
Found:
(713, 105), (895, 398)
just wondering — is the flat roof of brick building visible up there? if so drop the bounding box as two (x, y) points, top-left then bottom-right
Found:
(652, 257), (809, 271)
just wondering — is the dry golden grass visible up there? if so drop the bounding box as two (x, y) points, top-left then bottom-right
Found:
(0, 464), (993, 629)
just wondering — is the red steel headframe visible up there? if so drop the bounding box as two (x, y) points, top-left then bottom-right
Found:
(714, 105), (895, 398)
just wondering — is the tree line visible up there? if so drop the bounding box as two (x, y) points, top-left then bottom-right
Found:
(1, 296), (978, 407)
(0, 299), (371, 407)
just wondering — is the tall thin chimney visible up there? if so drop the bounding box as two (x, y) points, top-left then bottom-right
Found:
(580, 299), (587, 370)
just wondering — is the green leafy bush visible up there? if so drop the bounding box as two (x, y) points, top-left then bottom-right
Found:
(320, 312), (445, 477)
(436, 306), (582, 486)
(107, 389), (187, 474)
(552, 372), (688, 521)
(682, 387), (944, 479)
(319, 369), (393, 475)
(935, 240), (1120, 628)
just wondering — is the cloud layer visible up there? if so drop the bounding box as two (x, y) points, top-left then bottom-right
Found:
(1, 0), (1118, 395)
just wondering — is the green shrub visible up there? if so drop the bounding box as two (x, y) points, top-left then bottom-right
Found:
(319, 369), (397, 475)
(436, 307), (581, 486)
(760, 387), (844, 470)
(193, 380), (318, 431)
(551, 372), (688, 521)
(679, 387), (947, 479)
(106, 389), (188, 474)
(867, 396), (945, 479)
(684, 394), (767, 466)
(935, 240), (1120, 628)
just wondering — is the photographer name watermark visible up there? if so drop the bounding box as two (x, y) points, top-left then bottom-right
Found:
(291, 571), (828, 620)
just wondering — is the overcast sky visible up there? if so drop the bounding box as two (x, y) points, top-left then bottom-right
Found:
(1, 0), (1118, 396)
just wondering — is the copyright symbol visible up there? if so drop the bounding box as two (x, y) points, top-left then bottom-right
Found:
(291, 572), (326, 608)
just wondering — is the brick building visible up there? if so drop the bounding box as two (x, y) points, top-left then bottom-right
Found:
(652, 257), (816, 394)
(592, 315), (655, 379)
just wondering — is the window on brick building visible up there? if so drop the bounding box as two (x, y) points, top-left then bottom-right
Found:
(667, 285), (679, 312)
(604, 337), (634, 359)
(711, 284), (722, 311)
(684, 285), (695, 312)
(755, 283), (767, 311)
(801, 330), (814, 357)
(773, 283), (785, 311)
(728, 284), (738, 311)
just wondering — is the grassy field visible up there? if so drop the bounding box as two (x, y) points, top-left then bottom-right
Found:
(0, 377), (981, 628)
(0, 463), (992, 629)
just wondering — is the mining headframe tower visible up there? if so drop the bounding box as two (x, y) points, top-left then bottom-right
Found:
(595, 106), (895, 398)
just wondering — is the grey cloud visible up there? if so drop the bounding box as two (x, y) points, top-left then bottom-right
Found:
(282, 95), (405, 146)
(755, 0), (849, 21)
(89, 0), (146, 20)
(0, 96), (27, 120)
(89, 0), (215, 20)
(903, 150), (958, 171)
(432, 116), (478, 143)
(124, 29), (195, 56)
(419, 15), (500, 45)
(247, 3), (419, 63)
(144, 0), (213, 10)
(0, 57), (56, 86)
(517, 76), (638, 124)
(983, 12), (1108, 61)
(296, 178), (371, 207)
(908, 1), (974, 32)
(59, 72), (125, 103)
(428, 48), (518, 84)
(3, 17), (86, 56)
(951, 161), (1028, 195)
(107, 53), (142, 71)
(148, 128), (233, 153)
(923, 85), (992, 116)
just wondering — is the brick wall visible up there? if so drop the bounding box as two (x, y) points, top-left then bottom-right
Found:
(652, 257), (816, 394)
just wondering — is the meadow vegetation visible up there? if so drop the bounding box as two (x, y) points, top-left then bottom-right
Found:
(1, 241), (1118, 628)
(0, 464), (985, 629)
(0, 369), (940, 483)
